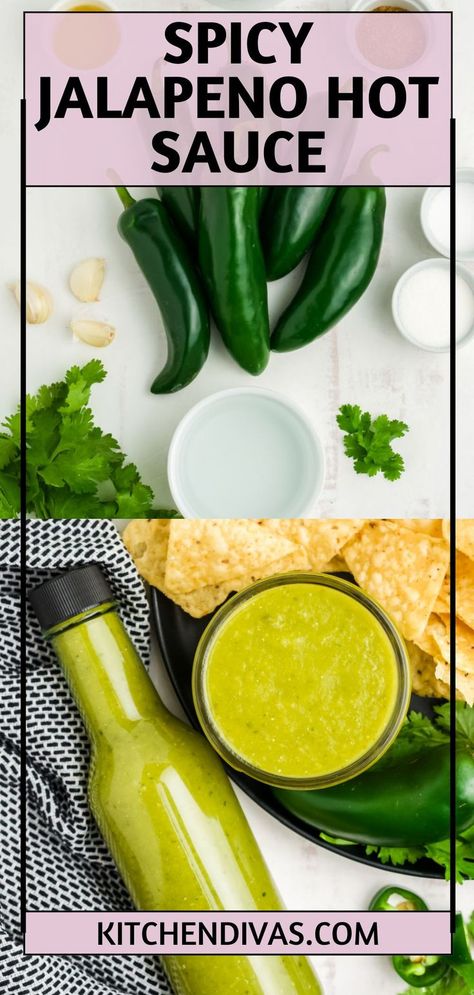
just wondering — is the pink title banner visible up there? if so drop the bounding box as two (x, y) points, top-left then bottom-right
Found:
(25, 910), (451, 956)
(24, 11), (451, 186)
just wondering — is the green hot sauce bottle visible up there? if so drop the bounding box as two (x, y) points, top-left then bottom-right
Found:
(29, 565), (322, 995)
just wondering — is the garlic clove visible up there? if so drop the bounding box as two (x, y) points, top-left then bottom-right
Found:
(69, 257), (106, 302)
(70, 318), (116, 348)
(11, 280), (54, 324)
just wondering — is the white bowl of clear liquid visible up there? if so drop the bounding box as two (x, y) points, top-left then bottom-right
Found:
(168, 387), (325, 520)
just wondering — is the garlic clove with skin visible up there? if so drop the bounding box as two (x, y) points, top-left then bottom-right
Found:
(70, 318), (116, 348)
(69, 257), (106, 302)
(11, 280), (54, 324)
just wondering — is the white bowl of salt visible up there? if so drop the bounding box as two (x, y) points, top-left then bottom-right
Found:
(421, 168), (474, 262)
(392, 258), (474, 353)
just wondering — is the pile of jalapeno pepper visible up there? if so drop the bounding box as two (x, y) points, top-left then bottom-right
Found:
(369, 888), (474, 990)
(116, 183), (386, 393)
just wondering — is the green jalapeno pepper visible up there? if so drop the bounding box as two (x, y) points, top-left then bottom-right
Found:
(156, 187), (199, 245)
(449, 914), (474, 987)
(369, 888), (428, 913)
(261, 186), (336, 281)
(272, 186), (386, 352)
(198, 187), (270, 375)
(452, 914), (473, 965)
(273, 744), (474, 847)
(259, 187), (269, 213)
(116, 187), (210, 394)
(392, 955), (448, 987)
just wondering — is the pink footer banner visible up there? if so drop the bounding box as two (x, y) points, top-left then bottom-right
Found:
(25, 910), (451, 956)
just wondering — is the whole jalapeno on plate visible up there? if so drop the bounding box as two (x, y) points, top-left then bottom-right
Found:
(273, 744), (474, 846)
(198, 186), (270, 375)
(156, 187), (199, 245)
(261, 186), (336, 281)
(369, 887), (428, 912)
(272, 186), (386, 352)
(116, 187), (210, 394)
(392, 954), (448, 987)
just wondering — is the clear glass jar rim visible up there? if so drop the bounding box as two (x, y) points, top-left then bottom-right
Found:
(192, 572), (411, 790)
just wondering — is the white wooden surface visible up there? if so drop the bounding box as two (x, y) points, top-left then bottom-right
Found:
(1, 0), (473, 518)
(1, 1), (473, 992)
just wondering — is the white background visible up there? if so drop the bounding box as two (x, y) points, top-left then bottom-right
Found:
(1, 0), (473, 518)
(1, 1), (474, 992)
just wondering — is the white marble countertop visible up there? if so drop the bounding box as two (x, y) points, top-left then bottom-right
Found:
(1, 1), (474, 991)
(2, 0), (473, 518)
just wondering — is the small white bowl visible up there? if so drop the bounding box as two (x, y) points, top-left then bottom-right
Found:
(50, 1), (118, 11)
(167, 387), (325, 520)
(351, 0), (433, 11)
(392, 258), (474, 353)
(421, 168), (474, 262)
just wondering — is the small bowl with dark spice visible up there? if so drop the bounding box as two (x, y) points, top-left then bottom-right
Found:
(350, 0), (434, 72)
(351, 1), (433, 11)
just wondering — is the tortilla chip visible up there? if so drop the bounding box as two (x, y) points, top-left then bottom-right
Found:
(164, 520), (300, 595)
(394, 519), (444, 538)
(456, 551), (474, 630)
(441, 520), (450, 543)
(174, 547), (312, 619)
(405, 640), (449, 699)
(415, 613), (445, 658)
(122, 519), (170, 588)
(323, 554), (348, 573)
(434, 573), (450, 614)
(435, 613), (474, 675)
(342, 521), (449, 641)
(455, 520), (474, 560)
(435, 660), (474, 706)
(261, 519), (365, 572)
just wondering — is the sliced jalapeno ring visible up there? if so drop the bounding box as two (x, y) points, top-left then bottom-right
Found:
(369, 887), (428, 913)
(392, 954), (448, 987)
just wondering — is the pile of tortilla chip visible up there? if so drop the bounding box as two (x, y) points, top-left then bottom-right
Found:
(122, 518), (473, 706)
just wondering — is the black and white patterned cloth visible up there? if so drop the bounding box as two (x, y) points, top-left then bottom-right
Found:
(0, 519), (173, 995)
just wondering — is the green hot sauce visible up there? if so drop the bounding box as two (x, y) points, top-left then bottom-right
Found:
(30, 566), (322, 995)
(205, 583), (399, 779)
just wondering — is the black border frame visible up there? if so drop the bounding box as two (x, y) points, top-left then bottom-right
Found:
(19, 4), (457, 955)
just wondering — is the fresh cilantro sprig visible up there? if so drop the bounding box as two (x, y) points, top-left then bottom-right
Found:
(398, 970), (472, 995)
(337, 403), (409, 481)
(0, 360), (178, 520)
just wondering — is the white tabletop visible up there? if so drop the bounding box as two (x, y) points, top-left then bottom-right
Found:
(2, 0), (473, 518)
(2, 1), (474, 991)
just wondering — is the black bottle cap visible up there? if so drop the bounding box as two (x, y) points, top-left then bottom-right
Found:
(28, 564), (115, 632)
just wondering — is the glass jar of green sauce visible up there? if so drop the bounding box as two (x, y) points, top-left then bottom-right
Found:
(193, 573), (410, 790)
(29, 565), (322, 995)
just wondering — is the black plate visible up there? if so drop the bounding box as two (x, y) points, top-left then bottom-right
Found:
(151, 582), (443, 879)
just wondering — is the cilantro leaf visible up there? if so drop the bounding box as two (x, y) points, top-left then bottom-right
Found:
(382, 453), (405, 481)
(0, 470), (20, 517)
(336, 403), (362, 434)
(398, 969), (471, 995)
(0, 361), (177, 519)
(365, 844), (425, 866)
(337, 403), (408, 481)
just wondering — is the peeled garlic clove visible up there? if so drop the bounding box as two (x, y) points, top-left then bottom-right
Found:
(11, 280), (53, 324)
(70, 318), (116, 348)
(69, 257), (105, 302)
